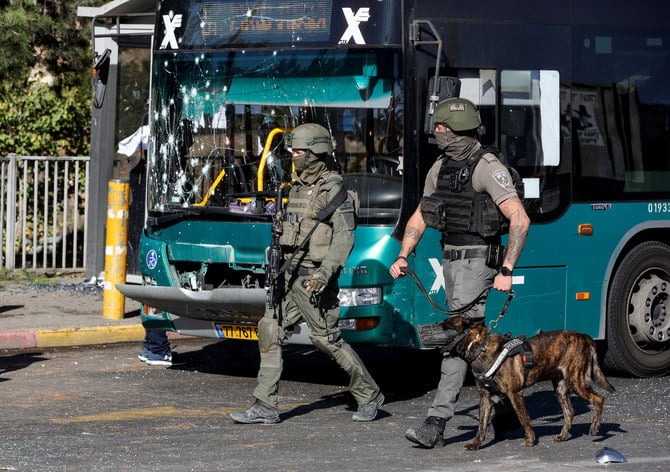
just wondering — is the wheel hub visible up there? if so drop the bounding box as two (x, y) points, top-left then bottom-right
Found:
(629, 274), (670, 345)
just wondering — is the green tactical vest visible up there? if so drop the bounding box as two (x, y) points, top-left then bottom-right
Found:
(279, 176), (338, 263)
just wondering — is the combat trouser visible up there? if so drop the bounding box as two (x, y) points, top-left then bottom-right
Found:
(427, 251), (496, 419)
(253, 272), (379, 408)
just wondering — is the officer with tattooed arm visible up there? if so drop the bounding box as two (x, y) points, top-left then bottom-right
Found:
(389, 98), (530, 447)
(231, 123), (384, 424)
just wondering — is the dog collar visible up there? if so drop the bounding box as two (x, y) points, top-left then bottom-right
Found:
(444, 330), (469, 352)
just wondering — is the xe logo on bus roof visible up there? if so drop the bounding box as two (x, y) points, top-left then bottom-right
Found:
(160, 12), (183, 49)
(339, 7), (370, 45)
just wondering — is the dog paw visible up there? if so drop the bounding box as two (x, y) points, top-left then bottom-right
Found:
(553, 434), (569, 442)
(522, 438), (536, 447)
(464, 442), (481, 451)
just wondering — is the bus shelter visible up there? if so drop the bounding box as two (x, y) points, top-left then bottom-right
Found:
(77, 0), (156, 278)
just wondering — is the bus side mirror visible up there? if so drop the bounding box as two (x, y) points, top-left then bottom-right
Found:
(424, 76), (461, 134)
(93, 49), (111, 109)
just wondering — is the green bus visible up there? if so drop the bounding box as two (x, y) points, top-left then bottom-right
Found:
(119, 0), (670, 377)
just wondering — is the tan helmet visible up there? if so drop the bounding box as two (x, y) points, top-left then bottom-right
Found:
(432, 98), (481, 131)
(287, 123), (334, 154)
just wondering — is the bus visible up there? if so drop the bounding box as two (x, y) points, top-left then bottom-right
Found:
(118, 0), (670, 378)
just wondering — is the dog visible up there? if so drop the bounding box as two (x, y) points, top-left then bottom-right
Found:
(438, 316), (615, 450)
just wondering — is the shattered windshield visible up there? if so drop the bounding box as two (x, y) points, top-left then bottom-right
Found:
(147, 48), (404, 224)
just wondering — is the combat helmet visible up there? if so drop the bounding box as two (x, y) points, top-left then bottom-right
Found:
(432, 98), (481, 132)
(287, 123), (334, 154)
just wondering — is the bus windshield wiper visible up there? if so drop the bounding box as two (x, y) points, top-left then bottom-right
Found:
(147, 195), (275, 228)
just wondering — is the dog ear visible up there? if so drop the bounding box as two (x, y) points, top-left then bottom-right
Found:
(458, 317), (484, 330)
(440, 316), (474, 332)
(438, 317), (453, 329)
(469, 317), (485, 328)
(440, 316), (464, 330)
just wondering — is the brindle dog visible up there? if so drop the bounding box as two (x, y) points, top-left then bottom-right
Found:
(440, 316), (615, 450)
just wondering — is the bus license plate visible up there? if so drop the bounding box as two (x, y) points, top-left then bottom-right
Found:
(215, 323), (258, 340)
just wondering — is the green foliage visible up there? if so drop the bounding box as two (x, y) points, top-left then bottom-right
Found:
(0, 0), (108, 156)
(0, 267), (73, 285)
(0, 3), (33, 80)
(0, 83), (91, 155)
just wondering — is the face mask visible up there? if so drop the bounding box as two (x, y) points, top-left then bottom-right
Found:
(434, 129), (458, 150)
(292, 151), (309, 173)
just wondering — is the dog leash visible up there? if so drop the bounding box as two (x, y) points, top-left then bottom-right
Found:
(402, 266), (495, 316)
(403, 266), (515, 319)
(487, 290), (515, 330)
(405, 267), (516, 318)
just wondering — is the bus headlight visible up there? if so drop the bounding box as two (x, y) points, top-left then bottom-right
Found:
(338, 287), (382, 306)
(141, 276), (162, 317)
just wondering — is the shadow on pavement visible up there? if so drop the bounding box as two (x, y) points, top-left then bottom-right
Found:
(0, 304), (24, 314)
(445, 389), (625, 449)
(169, 339), (444, 403)
(0, 351), (49, 382)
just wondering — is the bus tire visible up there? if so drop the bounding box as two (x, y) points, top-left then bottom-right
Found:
(604, 241), (670, 377)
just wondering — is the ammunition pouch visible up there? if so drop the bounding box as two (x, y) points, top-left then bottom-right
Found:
(420, 195), (448, 231)
(485, 243), (506, 269)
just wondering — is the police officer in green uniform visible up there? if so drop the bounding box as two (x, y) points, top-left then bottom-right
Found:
(231, 123), (384, 424)
(389, 98), (530, 447)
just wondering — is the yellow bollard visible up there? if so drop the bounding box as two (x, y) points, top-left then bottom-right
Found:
(103, 179), (130, 319)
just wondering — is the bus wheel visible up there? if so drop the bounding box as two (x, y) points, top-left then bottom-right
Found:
(605, 241), (670, 377)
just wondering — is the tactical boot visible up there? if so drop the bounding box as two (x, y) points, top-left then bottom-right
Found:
(352, 392), (385, 422)
(230, 399), (280, 424)
(405, 416), (447, 448)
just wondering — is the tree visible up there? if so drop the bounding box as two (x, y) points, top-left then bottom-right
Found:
(0, 0), (107, 156)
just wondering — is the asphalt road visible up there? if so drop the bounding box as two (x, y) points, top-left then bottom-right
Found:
(1, 338), (668, 471)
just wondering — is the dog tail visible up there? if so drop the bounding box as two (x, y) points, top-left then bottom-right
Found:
(590, 344), (616, 393)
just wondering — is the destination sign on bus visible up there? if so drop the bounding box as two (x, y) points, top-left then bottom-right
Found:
(196, 0), (332, 45)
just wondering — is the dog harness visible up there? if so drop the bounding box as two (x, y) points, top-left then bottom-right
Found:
(472, 335), (534, 384)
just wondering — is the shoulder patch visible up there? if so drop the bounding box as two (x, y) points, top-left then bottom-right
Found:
(492, 169), (515, 191)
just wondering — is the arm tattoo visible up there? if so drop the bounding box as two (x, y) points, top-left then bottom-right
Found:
(404, 226), (422, 242)
(497, 198), (529, 268)
(505, 209), (528, 267)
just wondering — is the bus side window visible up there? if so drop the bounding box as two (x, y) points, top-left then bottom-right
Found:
(500, 69), (560, 169)
(500, 106), (536, 166)
(342, 173), (401, 225)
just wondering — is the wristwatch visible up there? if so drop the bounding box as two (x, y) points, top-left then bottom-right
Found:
(500, 266), (513, 276)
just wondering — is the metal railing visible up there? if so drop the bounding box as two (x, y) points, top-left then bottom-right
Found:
(1, 154), (90, 272)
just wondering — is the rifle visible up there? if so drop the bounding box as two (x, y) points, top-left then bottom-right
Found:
(265, 153), (285, 309)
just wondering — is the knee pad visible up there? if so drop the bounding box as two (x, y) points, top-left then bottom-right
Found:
(258, 317), (279, 353)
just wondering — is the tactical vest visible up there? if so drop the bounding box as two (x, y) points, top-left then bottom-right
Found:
(279, 177), (335, 263)
(430, 148), (512, 245)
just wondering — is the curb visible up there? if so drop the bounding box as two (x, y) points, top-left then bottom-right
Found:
(0, 324), (194, 350)
(0, 324), (146, 350)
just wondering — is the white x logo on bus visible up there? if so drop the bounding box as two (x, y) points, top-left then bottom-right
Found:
(428, 257), (523, 294)
(160, 12), (183, 50)
(339, 7), (370, 45)
(429, 258), (445, 293)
